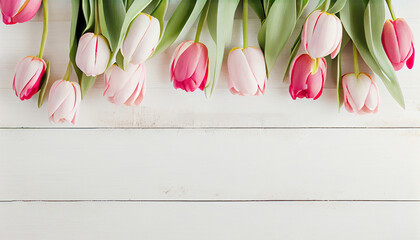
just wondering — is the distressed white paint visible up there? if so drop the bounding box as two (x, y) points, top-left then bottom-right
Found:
(0, 0), (419, 239)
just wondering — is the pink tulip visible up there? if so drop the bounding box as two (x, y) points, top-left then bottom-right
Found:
(170, 40), (208, 92)
(104, 63), (146, 106)
(227, 47), (266, 96)
(382, 18), (415, 71)
(12, 56), (46, 100)
(48, 80), (82, 125)
(0, 0), (41, 25)
(122, 13), (160, 65)
(289, 53), (327, 100)
(343, 73), (379, 114)
(302, 10), (342, 59)
(75, 33), (111, 76)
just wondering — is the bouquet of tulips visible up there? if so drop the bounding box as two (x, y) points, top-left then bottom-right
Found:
(1, 0), (415, 124)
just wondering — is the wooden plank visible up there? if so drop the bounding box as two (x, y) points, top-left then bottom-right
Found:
(1, 129), (419, 200)
(0, 201), (419, 240)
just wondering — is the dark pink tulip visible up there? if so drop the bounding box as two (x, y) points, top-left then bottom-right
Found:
(13, 56), (46, 100)
(0, 0), (42, 25)
(382, 18), (415, 71)
(170, 40), (209, 92)
(289, 54), (327, 100)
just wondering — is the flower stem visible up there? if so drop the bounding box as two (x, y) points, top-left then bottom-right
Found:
(94, 0), (101, 34)
(353, 43), (360, 78)
(63, 62), (72, 81)
(38, 0), (48, 58)
(243, 0), (249, 49)
(386, 0), (396, 20)
(194, 0), (209, 43)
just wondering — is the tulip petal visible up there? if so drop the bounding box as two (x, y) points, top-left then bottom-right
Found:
(227, 48), (258, 95)
(122, 13), (151, 62)
(407, 43), (415, 69)
(364, 81), (379, 112)
(343, 73), (372, 112)
(130, 15), (160, 64)
(243, 47), (267, 94)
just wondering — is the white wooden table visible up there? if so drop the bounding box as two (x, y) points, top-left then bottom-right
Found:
(1, 0), (419, 239)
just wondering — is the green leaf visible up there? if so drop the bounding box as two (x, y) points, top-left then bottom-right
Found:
(154, 0), (207, 56)
(80, 74), (97, 99)
(151, 0), (168, 33)
(37, 61), (50, 108)
(204, 0), (240, 97)
(70, 0), (86, 81)
(207, 0), (217, 42)
(296, 0), (310, 18)
(264, 0), (296, 74)
(283, 38), (300, 82)
(364, 0), (404, 108)
(249, 0), (265, 21)
(263, 0), (274, 15)
(327, 0), (347, 13)
(98, 0), (126, 51)
(82, 0), (95, 33)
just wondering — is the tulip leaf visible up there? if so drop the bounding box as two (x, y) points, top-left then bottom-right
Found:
(37, 61), (50, 108)
(328, 0), (347, 14)
(249, 0), (265, 21)
(98, 0), (126, 52)
(364, 0), (404, 108)
(204, 0), (240, 98)
(151, 0), (168, 33)
(154, 0), (207, 56)
(296, 0), (310, 18)
(263, 0), (296, 74)
(80, 74), (97, 99)
(82, 0), (95, 33)
(263, 0), (275, 15)
(70, 0), (86, 81)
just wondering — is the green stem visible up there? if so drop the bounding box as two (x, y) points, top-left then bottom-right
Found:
(353, 43), (359, 78)
(38, 0), (48, 58)
(386, 0), (396, 20)
(63, 62), (72, 81)
(194, 0), (210, 43)
(243, 0), (248, 48)
(94, 0), (101, 34)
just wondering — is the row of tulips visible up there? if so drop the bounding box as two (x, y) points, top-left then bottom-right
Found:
(1, 0), (415, 124)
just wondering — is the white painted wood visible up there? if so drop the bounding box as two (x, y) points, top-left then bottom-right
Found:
(1, 201), (419, 240)
(1, 129), (419, 200)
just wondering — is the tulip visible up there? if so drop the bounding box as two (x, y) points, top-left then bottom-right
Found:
(382, 18), (415, 71)
(342, 73), (379, 114)
(0, 0), (42, 25)
(12, 56), (46, 100)
(170, 40), (208, 92)
(289, 53), (327, 100)
(48, 80), (81, 124)
(227, 47), (266, 96)
(104, 63), (146, 106)
(75, 32), (111, 76)
(301, 10), (342, 59)
(121, 13), (160, 66)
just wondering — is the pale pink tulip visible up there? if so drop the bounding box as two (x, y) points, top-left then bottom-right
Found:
(170, 40), (208, 92)
(302, 10), (342, 59)
(289, 53), (326, 100)
(343, 73), (379, 114)
(122, 13), (160, 65)
(0, 0), (41, 25)
(227, 47), (266, 96)
(104, 63), (146, 106)
(12, 56), (46, 100)
(75, 33), (110, 76)
(48, 80), (81, 124)
(382, 18), (415, 71)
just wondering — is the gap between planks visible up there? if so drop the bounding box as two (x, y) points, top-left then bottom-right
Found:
(1, 200), (420, 203)
(1, 127), (420, 130)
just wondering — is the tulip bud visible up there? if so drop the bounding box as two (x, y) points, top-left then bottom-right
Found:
(121, 13), (160, 65)
(12, 56), (46, 100)
(289, 54), (326, 100)
(170, 40), (209, 92)
(104, 63), (146, 106)
(75, 32), (111, 76)
(0, 0), (41, 25)
(382, 18), (415, 71)
(48, 80), (82, 124)
(342, 73), (379, 114)
(227, 47), (266, 96)
(302, 10), (342, 59)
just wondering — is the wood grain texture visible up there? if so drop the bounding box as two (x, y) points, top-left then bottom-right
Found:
(1, 201), (419, 240)
(1, 129), (419, 200)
